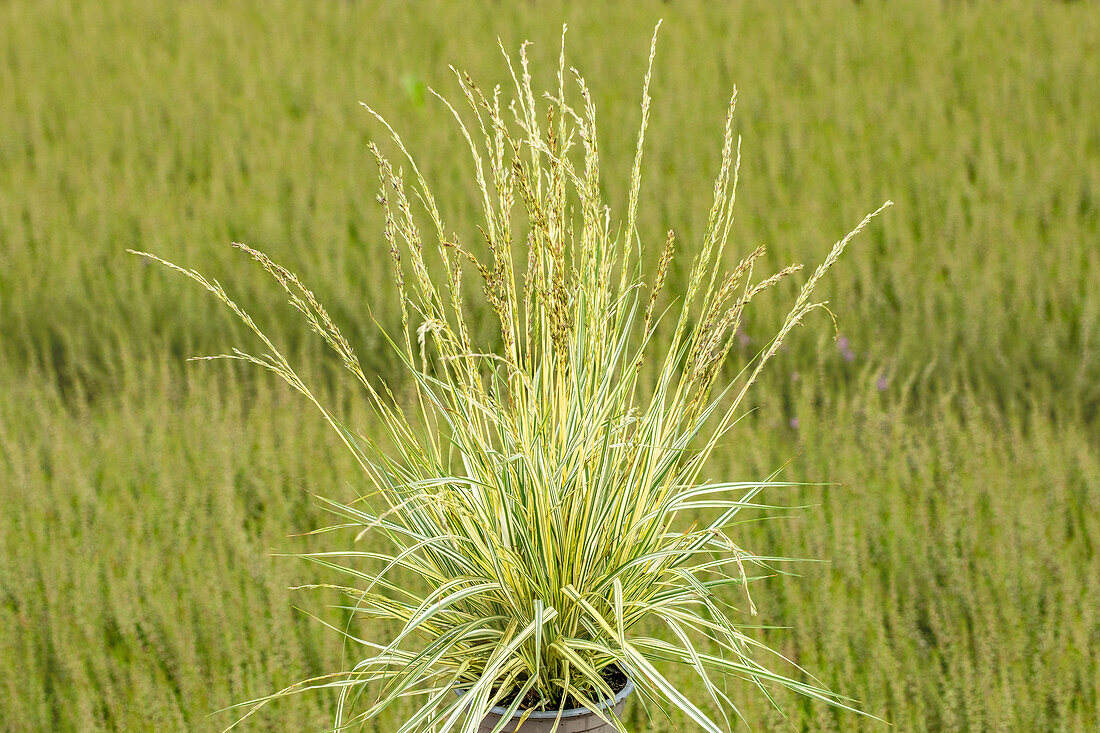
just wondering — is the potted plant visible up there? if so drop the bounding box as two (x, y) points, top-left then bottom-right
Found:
(134, 24), (888, 733)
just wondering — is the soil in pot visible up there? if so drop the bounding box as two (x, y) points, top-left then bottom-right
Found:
(476, 664), (633, 733)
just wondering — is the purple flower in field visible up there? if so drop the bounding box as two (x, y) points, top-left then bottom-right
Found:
(836, 335), (855, 362)
(738, 331), (751, 347)
(876, 374), (889, 391)
(788, 417), (800, 429)
(790, 371), (800, 383)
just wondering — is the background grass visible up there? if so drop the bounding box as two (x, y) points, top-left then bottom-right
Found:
(1, 0), (1097, 730)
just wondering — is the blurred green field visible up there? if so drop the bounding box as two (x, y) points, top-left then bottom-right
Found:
(2, 0), (1098, 730)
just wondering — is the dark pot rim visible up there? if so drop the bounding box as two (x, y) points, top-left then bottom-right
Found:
(458, 668), (635, 721)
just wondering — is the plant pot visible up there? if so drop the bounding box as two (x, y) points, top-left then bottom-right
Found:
(475, 675), (635, 733)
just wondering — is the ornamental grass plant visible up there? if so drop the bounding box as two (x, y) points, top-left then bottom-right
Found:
(134, 25), (889, 733)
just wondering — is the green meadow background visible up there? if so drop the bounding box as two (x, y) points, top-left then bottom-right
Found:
(2, 0), (1098, 730)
